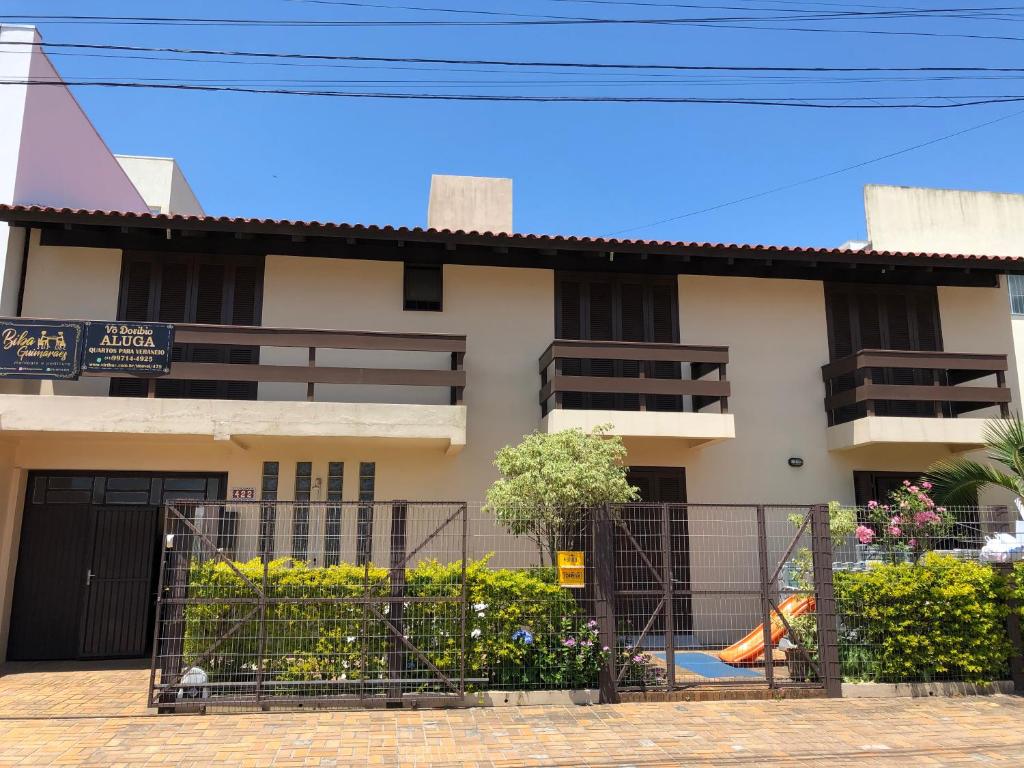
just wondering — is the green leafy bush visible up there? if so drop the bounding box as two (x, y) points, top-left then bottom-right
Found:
(182, 556), (598, 690)
(834, 554), (1011, 683)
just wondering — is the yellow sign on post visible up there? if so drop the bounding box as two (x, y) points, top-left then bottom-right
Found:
(557, 550), (585, 589)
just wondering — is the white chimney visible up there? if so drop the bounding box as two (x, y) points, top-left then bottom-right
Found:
(427, 174), (513, 234)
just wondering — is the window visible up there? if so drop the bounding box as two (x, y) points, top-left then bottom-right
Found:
(555, 272), (679, 411)
(824, 283), (942, 421)
(324, 462), (344, 566)
(356, 462), (376, 565)
(292, 462), (312, 560)
(404, 263), (443, 311)
(259, 461), (279, 557)
(113, 252), (265, 399)
(1010, 275), (1024, 315)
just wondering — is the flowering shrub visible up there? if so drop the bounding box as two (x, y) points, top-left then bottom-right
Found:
(184, 556), (608, 691)
(862, 480), (950, 562)
(618, 650), (666, 689)
(834, 553), (1010, 683)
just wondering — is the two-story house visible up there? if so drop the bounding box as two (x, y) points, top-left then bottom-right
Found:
(0, 24), (1022, 666)
(0, 177), (1021, 661)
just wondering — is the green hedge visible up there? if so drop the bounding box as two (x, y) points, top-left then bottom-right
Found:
(182, 557), (604, 690)
(834, 553), (1011, 683)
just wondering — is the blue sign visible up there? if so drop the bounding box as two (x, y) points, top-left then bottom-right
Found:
(0, 320), (82, 379)
(81, 322), (174, 375)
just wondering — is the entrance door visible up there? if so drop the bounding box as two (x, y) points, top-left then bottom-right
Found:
(79, 506), (161, 658)
(8, 472), (223, 661)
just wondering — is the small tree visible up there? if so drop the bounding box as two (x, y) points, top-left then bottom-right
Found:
(484, 426), (639, 565)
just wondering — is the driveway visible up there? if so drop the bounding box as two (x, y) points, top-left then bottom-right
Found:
(1, 661), (1023, 766)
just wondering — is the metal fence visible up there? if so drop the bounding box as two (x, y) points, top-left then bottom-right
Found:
(149, 500), (843, 711)
(832, 504), (1020, 686)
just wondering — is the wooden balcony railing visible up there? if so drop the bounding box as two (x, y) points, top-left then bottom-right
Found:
(85, 322), (467, 404)
(539, 339), (729, 417)
(821, 349), (1009, 426)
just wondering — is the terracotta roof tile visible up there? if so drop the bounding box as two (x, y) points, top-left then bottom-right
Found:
(0, 203), (1019, 266)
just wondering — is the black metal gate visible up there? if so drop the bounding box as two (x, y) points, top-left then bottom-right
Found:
(149, 500), (470, 710)
(592, 503), (840, 698)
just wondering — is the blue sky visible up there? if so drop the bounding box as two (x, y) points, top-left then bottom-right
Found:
(8, 1), (1024, 247)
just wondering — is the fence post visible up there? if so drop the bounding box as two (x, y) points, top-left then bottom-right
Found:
(754, 505), (775, 689)
(660, 503), (675, 692)
(992, 506), (1024, 692)
(810, 503), (842, 697)
(593, 503), (619, 704)
(387, 501), (408, 701)
(157, 505), (192, 712)
(996, 561), (1024, 692)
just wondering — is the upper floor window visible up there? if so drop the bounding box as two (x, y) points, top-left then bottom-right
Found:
(404, 263), (443, 311)
(1010, 275), (1024, 315)
(113, 252), (265, 399)
(824, 283), (942, 359)
(555, 272), (679, 411)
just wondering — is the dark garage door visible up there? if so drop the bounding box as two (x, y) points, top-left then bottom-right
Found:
(7, 472), (223, 661)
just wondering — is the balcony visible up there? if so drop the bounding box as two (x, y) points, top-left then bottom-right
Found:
(0, 322), (468, 453)
(538, 339), (735, 448)
(822, 349), (1010, 452)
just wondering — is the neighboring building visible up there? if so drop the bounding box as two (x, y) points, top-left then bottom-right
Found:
(863, 184), (1024, 405)
(115, 155), (205, 216)
(0, 26), (1022, 662)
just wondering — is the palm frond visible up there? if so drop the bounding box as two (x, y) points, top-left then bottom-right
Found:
(926, 456), (1024, 506)
(983, 415), (1024, 478)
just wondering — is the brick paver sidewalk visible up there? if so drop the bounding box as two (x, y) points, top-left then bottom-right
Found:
(1, 662), (1023, 766)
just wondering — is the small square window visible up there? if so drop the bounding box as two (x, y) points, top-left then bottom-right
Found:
(404, 263), (442, 312)
(1010, 275), (1024, 315)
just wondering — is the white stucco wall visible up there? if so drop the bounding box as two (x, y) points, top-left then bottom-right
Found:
(866, 184), (1024, 257)
(115, 155), (204, 215)
(0, 24), (147, 316)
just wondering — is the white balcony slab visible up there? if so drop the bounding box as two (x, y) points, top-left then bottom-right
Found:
(826, 415), (989, 453)
(540, 408), (735, 448)
(0, 394), (467, 453)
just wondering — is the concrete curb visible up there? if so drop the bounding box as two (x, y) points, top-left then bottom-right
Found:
(842, 680), (1016, 699)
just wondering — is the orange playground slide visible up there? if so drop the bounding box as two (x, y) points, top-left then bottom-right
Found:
(718, 595), (816, 665)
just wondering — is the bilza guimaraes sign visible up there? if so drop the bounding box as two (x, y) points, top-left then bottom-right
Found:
(0, 320), (82, 379)
(0, 319), (174, 380)
(81, 322), (174, 376)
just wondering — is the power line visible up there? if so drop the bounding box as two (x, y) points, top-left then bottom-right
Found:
(3, 77), (1024, 107)
(11, 40), (1024, 74)
(8, 7), (1024, 26)
(607, 107), (1024, 235)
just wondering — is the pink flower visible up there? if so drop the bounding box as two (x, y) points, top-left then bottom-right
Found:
(922, 481), (933, 490)
(909, 538), (918, 548)
(914, 510), (940, 526)
(909, 485), (919, 494)
(890, 515), (902, 525)
(856, 525), (875, 545)
(903, 480), (911, 487)
(888, 525), (902, 537)
(867, 500), (879, 509)
(936, 507), (946, 514)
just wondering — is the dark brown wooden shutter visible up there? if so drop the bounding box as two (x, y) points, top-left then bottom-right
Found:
(121, 260), (152, 321)
(555, 273), (679, 412)
(649, 284), (682, 412)
(112, 254), (263, 400)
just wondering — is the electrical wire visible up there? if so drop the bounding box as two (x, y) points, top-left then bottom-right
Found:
(607, 106), (1024, 234)
(3, 77), (1024, 107)
(7, 40), (1024, 75)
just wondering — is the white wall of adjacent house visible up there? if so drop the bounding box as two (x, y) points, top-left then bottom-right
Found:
(0, 24), (149, 319)
(864, 183), (1024, 413)
(115, 155), (205, 215)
